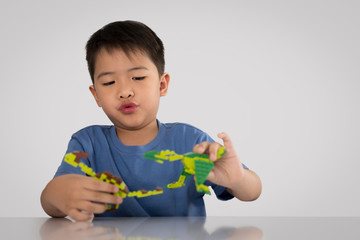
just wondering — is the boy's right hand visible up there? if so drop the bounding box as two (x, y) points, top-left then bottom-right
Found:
(41, 174), (123, 221)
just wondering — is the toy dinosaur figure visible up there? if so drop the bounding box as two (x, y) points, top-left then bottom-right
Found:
(143, 146), (227, 195)
(64, 151), (163, 211)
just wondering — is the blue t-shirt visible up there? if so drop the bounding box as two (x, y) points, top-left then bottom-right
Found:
(55, 121), (241, 217)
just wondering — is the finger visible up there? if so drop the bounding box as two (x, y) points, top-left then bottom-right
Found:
(208, 142), (222, 161)
(193, 142), (210, 154)
(85, 178), (119, 193)
(84, 191), (123, 207)
(217, 132), (234, 151)
(68, 208), (94, 222)
(81, 201), (109, 214)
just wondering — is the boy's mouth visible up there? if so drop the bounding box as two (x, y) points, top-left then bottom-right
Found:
(119, 102), (137, 114)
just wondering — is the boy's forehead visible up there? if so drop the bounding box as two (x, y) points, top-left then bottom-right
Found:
(97, 46), (148, 62)
(94, 47), (155, 78)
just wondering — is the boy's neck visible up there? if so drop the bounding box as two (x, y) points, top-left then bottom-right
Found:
(115, 120), (159, 146)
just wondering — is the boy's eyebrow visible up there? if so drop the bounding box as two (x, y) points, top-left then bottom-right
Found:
(96, 67), (149, 80)
(128, 66), (149, 72)
(97, 71), (115, 80)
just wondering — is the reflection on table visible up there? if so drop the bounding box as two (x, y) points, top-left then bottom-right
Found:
(0, 216), (359, 239)
(40, 217), (263, 240)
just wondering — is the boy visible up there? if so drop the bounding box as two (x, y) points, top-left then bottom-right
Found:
(41, 20), (262, 221)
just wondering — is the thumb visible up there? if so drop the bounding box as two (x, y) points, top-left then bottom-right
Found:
(206, 170), (215, 182)
(217, 132), (234, 152)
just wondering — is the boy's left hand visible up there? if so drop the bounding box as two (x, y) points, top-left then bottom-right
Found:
(193, 132), (245, 190)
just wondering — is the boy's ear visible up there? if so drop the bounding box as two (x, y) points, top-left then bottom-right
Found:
(160, 73), (170, 97)
(89, 85), (102, 107)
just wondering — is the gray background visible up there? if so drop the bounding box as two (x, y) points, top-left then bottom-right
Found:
(0, 0), (359, 217)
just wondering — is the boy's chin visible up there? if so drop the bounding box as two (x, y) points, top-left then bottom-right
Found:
(112, 119), (157, 131)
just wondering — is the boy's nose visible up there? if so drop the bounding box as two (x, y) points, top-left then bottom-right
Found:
(117, 80), (134, 99)
(120, 93), (133, 99)
(119, 88), (134, 99)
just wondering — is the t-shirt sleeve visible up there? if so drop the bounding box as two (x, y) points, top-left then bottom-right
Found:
(53, 134), (90, 178)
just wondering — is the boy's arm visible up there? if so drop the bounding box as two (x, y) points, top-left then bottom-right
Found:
(226, 169), (262, 201)
(193, 132), (262, 201)
(41, 174), (123, 221)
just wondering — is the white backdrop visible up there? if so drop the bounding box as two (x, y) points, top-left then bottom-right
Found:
(0, 0), (359, 217)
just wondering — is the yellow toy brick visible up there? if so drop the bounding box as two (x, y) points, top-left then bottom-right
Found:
(144, 146), (227, 195)
(64, 151), (164, 211)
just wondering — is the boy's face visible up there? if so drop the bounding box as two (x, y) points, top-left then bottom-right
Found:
(89, 47), (169, 132)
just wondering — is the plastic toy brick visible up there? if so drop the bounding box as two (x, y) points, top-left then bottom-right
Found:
(144, 146), (226, 195)
(64, 151), (163, 211)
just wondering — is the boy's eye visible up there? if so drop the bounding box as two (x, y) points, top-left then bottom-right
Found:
(132, 76), (145, 81)
(103, 81), (115, 86)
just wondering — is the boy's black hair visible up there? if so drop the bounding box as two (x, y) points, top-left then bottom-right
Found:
(86, 20), (165, 83)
